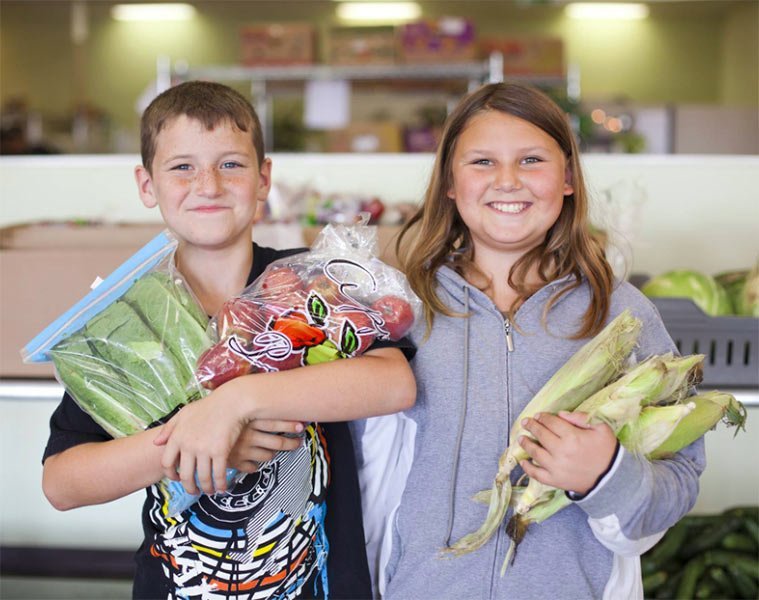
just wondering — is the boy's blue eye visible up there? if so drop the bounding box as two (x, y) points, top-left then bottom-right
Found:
(221, 161), (242, 169)
(171, 164), (191, 171)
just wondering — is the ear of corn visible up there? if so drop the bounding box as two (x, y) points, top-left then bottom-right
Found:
(647, 391), (746, 459)
(617, 402), (697, 455)
(512, 354), (704, 518)
(444, 310), (642, 556)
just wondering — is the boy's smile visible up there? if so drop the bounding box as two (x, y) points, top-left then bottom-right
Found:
(135, 115), (271, 253)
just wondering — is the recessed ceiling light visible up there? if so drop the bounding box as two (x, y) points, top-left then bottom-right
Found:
(336, 2), (421, 24)
(111, 3), (196, 22)
(566, 3), (649, 20)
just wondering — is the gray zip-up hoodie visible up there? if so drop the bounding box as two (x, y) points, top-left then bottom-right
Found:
(384, 265), (705, 600)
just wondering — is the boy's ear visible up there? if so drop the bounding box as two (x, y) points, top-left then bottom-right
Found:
(563, 165), (574, 197)
(134, 165), (158, 209)
(256, 157), (273, 201)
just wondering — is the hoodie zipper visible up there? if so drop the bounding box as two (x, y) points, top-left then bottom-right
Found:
(504, 318), (514, 352)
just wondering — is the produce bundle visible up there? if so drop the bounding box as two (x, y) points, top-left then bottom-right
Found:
(641, 506), (759, 599)
(444, 309), (747, 576)
(23, 232), (217, 516)
(24, 224), (420, 517)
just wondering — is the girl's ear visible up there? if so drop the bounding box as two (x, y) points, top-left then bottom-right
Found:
(134, 165), (158, 209)
(563, 165), (574, 197)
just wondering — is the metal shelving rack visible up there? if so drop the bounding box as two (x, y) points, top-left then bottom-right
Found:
(159, 52), (565, 151)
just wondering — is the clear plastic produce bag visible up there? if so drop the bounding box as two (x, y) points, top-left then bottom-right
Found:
(23, 231), (219, 516)
(196, 220), (421, 390)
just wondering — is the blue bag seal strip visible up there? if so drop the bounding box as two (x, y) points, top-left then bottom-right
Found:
(22, 230), (176, 363)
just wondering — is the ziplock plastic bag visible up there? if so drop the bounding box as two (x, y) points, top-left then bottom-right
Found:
(22, 230), (225, 516)
(196, 221), (421, 389)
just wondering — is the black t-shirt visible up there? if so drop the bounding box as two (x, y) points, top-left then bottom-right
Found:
(44, 243), (414, 600)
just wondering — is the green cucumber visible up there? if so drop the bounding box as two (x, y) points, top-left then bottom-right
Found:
(722, 532), (757, 553)
(675, 556), (706, 600)
(643, 570), (668, 595)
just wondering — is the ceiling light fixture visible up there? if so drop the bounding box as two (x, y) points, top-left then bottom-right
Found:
(111, 3), (196, 22)
(336, 2), (421, 24)
(566, 3), (649, 20)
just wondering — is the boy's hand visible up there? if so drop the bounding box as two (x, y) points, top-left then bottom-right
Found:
(229, 420), (305, 474)
(154, 384), (251, 496)
(517, 411), (618, 497)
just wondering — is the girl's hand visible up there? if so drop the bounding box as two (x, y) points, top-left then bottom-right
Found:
(153, 381), (251, 496)
(229, 420), (305, 473)
(517, 411), (618, 496)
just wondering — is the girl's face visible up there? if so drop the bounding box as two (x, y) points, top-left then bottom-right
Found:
(447, 110), (573, 264)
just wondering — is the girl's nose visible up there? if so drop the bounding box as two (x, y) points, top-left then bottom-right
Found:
(494, 164), (521, 192)
(195, 168), (222, 197)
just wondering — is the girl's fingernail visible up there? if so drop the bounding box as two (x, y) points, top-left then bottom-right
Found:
(521, 418), (529, 426)
(295, 422), (304, 432)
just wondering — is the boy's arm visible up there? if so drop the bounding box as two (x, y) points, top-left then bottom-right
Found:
(157, 346), (415, 495)
(42, 427), (165, 511)
(43, 419), (303, 511)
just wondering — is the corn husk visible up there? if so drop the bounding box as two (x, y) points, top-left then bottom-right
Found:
(647, 391), (746, 459)
(444, 310), (641, 556)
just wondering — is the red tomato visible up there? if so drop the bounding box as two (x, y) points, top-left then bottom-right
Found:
(370, 295), (414, 340)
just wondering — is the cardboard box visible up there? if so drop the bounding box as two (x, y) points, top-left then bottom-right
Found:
(0, 223), (164, 378)
(326, 122), (404, 153)
(397, 17), (476, 64)
(326, 27), (396, 66)
(481, 37), (564, 77)
(240, 23), (315, 66)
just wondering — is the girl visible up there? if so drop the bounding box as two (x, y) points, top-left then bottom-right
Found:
(382, 83), (704, 599)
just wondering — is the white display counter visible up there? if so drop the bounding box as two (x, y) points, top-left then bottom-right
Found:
(1, 153), (758, 277)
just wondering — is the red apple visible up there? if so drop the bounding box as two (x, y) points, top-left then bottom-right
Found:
(196, 340), (254, 390)
(259, 266), (304, 297)
(370, 295), (414, 340)
(305, 273), (343, 304)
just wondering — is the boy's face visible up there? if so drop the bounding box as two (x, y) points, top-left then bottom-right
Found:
(135, 115), (270, 252)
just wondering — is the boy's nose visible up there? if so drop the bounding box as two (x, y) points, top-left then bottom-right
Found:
(195, 169), (222, 197)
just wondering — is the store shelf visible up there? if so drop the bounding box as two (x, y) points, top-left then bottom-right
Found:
(162, 53), (514, 151)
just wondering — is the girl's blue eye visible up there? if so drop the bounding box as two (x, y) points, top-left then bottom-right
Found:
(473, 158), (492, 166)
(523, 156), (542, 164)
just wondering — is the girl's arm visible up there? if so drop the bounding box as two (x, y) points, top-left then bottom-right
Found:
(156, 347), (416, 495)
(43, 420), (303, 510)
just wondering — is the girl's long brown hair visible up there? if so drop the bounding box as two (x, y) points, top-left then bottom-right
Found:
(396, 83), (614, 339)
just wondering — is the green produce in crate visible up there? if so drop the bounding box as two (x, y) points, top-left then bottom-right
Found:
(642, 269), (733, 316)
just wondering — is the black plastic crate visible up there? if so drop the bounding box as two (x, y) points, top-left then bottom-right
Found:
(651, 297), (759, 389)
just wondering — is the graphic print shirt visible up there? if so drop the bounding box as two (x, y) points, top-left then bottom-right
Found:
(43, 244), (375, 600)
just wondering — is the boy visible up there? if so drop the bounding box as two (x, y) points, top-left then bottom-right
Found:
(42, 81), (416, 599)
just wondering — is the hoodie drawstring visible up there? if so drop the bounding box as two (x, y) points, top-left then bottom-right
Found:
(444, 285), (470, 547)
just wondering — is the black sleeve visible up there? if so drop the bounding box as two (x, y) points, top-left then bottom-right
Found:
(367, 335), (416, 362)
(321, 421), (372, 600)
(42, 391), (112, 463)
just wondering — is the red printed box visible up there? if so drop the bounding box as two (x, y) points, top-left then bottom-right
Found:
(481, 37), (564, 77)
(240, 23), (315, 66)
(397, 17), (476, 64)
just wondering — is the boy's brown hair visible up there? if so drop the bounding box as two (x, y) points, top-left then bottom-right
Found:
(140, 81), (265, 173)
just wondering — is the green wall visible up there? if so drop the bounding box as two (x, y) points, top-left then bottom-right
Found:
(1, 0), (756, 146)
